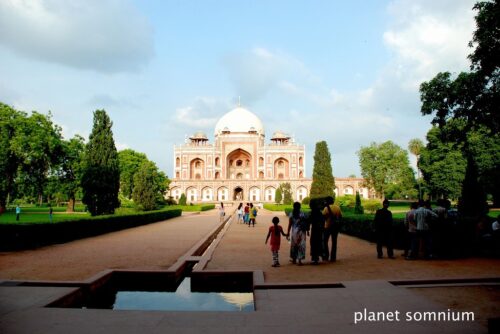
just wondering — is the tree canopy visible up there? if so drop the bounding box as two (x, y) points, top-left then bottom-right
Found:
(0, 103), (63, 211)
(118, 149), (148, 199)
(358, 141), (416, 199)
(133, 161), (160, 211)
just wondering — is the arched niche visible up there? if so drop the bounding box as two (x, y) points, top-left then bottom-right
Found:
(226, 149), (252, 179)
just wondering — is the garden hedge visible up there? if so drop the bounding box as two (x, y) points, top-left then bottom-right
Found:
(0, 209), (182, 251)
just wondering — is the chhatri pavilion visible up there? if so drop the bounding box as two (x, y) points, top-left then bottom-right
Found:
(168, 105), (373, 203)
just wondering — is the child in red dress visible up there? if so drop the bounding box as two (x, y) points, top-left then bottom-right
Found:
(265, 217), (288, 267)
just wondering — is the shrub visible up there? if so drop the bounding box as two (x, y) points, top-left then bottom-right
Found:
(336, 195), (356, 209)
(363, 199), (382, 214)
(301, 196), (311, 205)
(165, 196), (177, 205)
(179, 193), (187, 206)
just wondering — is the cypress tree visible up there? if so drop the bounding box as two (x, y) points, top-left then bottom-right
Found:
(81, 110), (120, 215)
(281, 182), (293, 205)
(275, 187), (282, 204)
(354, 191), (364, 214)
(310, 141), (335, 200)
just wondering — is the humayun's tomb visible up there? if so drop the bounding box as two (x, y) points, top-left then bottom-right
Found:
(168, 106), (374, 203)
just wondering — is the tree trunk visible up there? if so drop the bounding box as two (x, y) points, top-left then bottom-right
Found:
(38, 193), (43, 206)
(67, 197), (75, 213)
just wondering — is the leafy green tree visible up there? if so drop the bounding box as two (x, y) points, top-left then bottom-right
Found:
(151, 167), (169, 205)
(58, 135), (85, 212)
(118, 149), (148, 199)
(419, 1), (499, 214)
(354, 191), (364, 214)
(281, 182), (293, 205)
(0, 104), (62, 209)
(18, 112), (63, 206)
(179, 193), (187, 206)
(357, 141), (416, 198)
(469, 132), (500, 207)
(132, 161), (159, 211)
(275, 187), (282, 204)
(419, 126), (467, 199)
(81, 110), (120, 216)
(310, 141), (335, 200)
(0, 103), (26, 212)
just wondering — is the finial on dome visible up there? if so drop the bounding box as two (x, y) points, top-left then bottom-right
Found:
(238, 96), (241, 107)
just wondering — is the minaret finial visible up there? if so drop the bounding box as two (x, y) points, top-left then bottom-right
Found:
(238, 96), (241, 107)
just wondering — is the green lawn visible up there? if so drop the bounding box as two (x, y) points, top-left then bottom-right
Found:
(0, 211), (90, 224)
(0, 204), (219, 225)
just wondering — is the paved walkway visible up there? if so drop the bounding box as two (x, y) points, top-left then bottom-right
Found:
(0, 209), (498, 333)
(208, 210), (500, 283)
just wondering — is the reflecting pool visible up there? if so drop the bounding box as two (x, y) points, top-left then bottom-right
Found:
(113, 277), (254, 312)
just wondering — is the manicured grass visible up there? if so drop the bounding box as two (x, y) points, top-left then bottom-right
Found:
(0, 212), (91, 224)
(6, 204), (86, 213)
(0, 205), (186, 225)
(169, 204), (215, 212)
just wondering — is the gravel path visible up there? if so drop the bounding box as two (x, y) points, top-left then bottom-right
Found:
(0, 212), (220, 281)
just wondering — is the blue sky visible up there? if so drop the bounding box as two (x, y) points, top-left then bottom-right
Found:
(0, 0), (477, 177)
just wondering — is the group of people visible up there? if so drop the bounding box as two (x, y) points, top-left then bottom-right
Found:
(265, 197), (342, 267)
(374, 198), (496, 260)
(235, 202), (258, 227)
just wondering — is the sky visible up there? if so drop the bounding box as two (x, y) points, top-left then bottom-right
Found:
(0, 0), (477, 178)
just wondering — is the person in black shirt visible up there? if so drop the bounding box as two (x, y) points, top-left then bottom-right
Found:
(374, 199), (395, 259)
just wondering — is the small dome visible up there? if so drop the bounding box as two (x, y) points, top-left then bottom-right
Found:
(271, 131), (290, 140)
(214, 107), (264, 136)
(190, 131), (208, 140)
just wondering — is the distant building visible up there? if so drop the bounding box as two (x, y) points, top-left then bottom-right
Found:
(169, 106), (375, 202)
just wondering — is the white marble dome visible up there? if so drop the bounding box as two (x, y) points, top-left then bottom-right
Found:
(214, 107), (264, 136)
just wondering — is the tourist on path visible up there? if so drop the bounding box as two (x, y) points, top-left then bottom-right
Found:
(249, 203), (258, 227)
(308, 199), (325, 265)
(15, 205), (21, 221)
(219, 202), (225, 223)
(265, 217), (288, 267)
(374, 199), (395, 259)
(244, 203), (250, 224)
(404, 202), (418, 260)
(414, 200), (438, 259)
(287, 202), (308, 265)
(236, 203), (243, 223)
(322, 196), (342, 262)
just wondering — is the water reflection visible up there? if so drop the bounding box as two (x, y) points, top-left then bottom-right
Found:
(113, 277), (254, 312)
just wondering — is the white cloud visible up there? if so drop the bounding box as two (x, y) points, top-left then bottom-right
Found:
(173, 97), (231, 130)
(383, 0), (476, 89)
(217, 1), (477, 176)
(115, 141), (130, 151)
(0, 0), (154, 73)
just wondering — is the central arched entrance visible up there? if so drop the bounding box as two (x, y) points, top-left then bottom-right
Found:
(226, 149), (252, 179)
(234, 187), (243, 201)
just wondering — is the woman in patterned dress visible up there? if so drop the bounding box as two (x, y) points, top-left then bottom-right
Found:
(287, 202), (308, 265)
